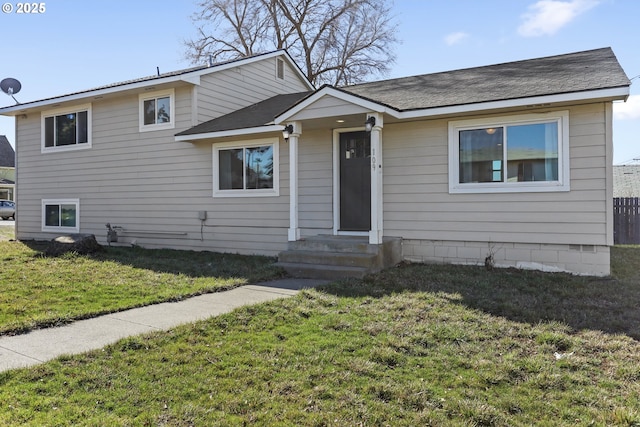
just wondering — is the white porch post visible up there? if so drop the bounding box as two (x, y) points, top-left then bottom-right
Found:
(368, 113), (383, 244)
(287, 121), (302, 241)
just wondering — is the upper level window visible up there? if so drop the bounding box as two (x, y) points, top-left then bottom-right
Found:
(276, 58), (285, 80)
(213, 138), (279, 197)
(41, 104), (91, 153)
(139, 89), (175, 132)
(448, 111), (570, 193)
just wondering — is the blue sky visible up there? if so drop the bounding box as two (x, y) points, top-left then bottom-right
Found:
(1, 0), (638, 163)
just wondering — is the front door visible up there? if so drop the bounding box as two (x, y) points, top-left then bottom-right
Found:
(339, 131), (371, 231)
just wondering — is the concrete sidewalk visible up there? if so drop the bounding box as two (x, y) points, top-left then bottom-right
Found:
(0, 278), (327, 373)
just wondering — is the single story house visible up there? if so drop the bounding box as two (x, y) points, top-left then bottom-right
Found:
(0, 135), (16, 200)
(0, 47), (630, 276)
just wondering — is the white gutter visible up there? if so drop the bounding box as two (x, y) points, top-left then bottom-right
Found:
(0, 51), (314, 116)
(175, 125), (284, 142)
(395, 87), (630, 120)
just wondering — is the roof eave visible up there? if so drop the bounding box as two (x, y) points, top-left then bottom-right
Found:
(0, 50), (314, 116)
(395, 86), (630, 120)
(175, 124), (284, 142)
(0, 74), (202, 116)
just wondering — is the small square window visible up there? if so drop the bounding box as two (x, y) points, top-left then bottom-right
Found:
(139, 89), (175, 132)
(42, 199), (80, 232)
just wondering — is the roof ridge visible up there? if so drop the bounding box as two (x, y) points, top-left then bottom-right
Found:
(0, 50), (290, 111)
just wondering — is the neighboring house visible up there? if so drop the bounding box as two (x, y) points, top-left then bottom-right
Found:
(0, 47), (630, 276)
(613, 164), (640, 245)
(613, 165), (640, 198)
(0, 135), (15, 200)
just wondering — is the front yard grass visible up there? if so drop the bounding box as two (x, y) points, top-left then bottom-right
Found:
(0, 240), (284, 335)
(0, 244), (639, 425)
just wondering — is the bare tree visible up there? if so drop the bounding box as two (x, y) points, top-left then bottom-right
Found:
(184, 0), (398, 86)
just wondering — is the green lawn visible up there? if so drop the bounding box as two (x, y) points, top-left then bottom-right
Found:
(0, 243), (639, 425)
(0, 240), (284, 335)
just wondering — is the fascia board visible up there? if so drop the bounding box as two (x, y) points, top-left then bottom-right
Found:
(0, 50), (312, 115)
(396, 87), (630, 120)
(0, 75), (200, 115)
(175, 125), (283, 142)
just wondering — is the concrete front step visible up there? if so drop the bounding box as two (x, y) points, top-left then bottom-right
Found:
(277, 235), (403, 280)
(276, 262), (369, 280)
(287, 235), (378, 254)
(278, 250), (378, 269)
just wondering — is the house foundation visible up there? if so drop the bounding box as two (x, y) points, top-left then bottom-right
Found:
(402, 239), (610, 277)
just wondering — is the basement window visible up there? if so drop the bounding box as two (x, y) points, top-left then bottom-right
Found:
(42, 199), (80, 232)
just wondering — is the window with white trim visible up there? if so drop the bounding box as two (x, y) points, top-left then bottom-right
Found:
(276, 57), (285, 80)
(213, 138), (279, 197)
(42, 199), (80, 232)
(448, 111), (570, 193)
(41, 104), (91, 152)
(139, 89), (175, 132)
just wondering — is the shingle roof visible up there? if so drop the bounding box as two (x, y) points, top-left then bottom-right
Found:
(340, 47), (630, 111)
(614, 165), (640, 198)
(0, 51), (307, 113)
(0, 135), (15, 168)
(176, 91), (313, 136)
(178, 48), (629, 137)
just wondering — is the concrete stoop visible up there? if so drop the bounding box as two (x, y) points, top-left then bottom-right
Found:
(277, 235), (403, 280)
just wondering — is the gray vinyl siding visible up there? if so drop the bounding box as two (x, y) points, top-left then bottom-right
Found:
(382, 103), (610, 246)
(297, 129), (334, 235)
(289, 96), (370, 121)
(15, 92), (291, 256)
(197, 58), (310, 124)
(13, 55), (311, 255)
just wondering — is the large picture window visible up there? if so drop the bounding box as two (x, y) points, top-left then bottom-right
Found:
(42, 199), (79, 232)
(448, 111), (569, 193)
(139, 89), (175, 132)
(213, 138), (279, 197)
(41, 105), (91, 152)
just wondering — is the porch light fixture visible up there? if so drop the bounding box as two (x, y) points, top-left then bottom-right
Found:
(282, 124), (294, 141)
(364, 116), (376, 132)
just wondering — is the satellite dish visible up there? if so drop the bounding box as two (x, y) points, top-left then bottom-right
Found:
(0, 78), (22, 104)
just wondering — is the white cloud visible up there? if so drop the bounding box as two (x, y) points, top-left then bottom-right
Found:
(444, 32), (469, 46)
(518, 0), (600, 37)
(614, 95), (640, 121)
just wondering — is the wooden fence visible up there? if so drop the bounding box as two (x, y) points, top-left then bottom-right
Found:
(614, 197), (640, 244)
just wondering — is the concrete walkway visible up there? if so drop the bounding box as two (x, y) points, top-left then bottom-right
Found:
(0, 278), (328, 373)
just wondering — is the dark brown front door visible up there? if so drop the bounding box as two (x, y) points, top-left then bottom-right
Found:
(340, 131), (371, 231)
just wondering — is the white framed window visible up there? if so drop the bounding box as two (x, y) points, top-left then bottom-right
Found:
(139, 88), (175, 132)
(448, 111), (570, 194)
(276, 57), (285, 80)
(41, 104), (92, 153)
(42, 199), (80, 232)
(213, 138), (279, 198)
